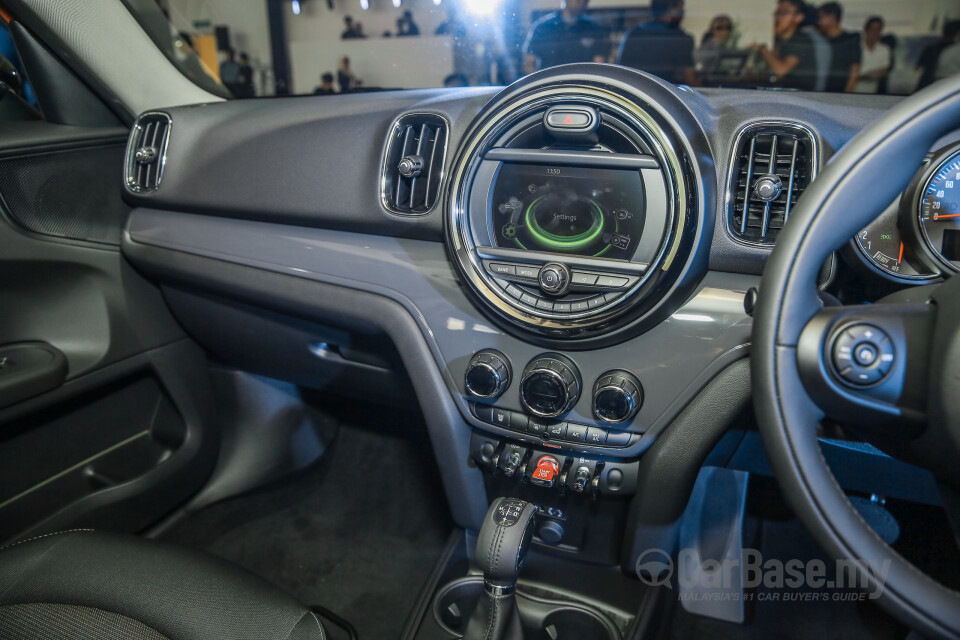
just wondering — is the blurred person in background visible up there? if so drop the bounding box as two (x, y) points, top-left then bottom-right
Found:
(751, 0), (817, 91)
(341, 16), (365, 40)
(818, 2), (861, 93)
(935, 27), (960, 82)
(617, 0), (698, 85)
(800, 4), (830, 91)
(314, 72), (336, 95)
(397, 11), (420, 37)
(218, 48), (243, 96)
(695, 14), (735, 75)
(853, 17), (890, 94)
(523, 0), (609, 74)
(918, 20), (960, 89)
(235, 52), (255, 98)
(337, 56), (357, 93)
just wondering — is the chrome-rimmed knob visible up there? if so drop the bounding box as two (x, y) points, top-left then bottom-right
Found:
(592, 370), (643, 424)
(519, 353), (581, 418)
(398, 155), (424, 178)
(538, 263), (570, 296)
(465, 349), (512, 399)
(753, 174), (783, 202)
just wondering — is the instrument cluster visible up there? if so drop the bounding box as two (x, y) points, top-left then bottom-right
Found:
(853, 142), (960, 282)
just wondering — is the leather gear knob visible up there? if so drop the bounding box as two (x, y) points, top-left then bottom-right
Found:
(475, 497), (538, 587)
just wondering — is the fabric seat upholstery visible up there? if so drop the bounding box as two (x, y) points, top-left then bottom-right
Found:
(0, 530), (325, 640)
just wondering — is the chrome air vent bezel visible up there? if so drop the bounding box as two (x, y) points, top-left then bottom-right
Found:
(380, 112), (450, 216)
(125, 111), (172, 194)
(724, 121), (819, 247)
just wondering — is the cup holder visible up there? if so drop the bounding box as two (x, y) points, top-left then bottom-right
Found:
(538, 608), (615, 640)
(433, 577), (621, 640)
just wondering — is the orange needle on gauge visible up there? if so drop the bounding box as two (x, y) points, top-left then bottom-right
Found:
(898, 242), (904, 265)
(933, 213), (960, 219)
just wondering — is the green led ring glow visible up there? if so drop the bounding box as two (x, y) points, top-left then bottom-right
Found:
(524, 197), (605, 250)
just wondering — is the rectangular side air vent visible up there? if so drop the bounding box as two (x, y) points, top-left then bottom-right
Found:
(728, 124), (816, 245)
(382, 114), (448, 215)
(125, 112), (171, 193)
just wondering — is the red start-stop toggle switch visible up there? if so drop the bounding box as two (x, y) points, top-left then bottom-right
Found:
(530, 455), (560, 488)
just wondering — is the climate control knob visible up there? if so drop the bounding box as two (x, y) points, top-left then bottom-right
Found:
(592, 370), (643, 424)
(519, 353), (581, 418)
(464, 349), (512, 399)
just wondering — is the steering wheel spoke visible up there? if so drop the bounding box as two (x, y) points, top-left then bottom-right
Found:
(796, 300), (934, 433)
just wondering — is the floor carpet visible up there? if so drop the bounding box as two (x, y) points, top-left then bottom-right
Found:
(163, 401), (452, 640)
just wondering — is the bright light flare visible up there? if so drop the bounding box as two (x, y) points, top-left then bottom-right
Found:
(291, 0), (301, 15)
(462, 0), (500, 16)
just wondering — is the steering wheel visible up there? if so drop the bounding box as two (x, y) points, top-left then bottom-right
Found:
(753, 77), (960, 638)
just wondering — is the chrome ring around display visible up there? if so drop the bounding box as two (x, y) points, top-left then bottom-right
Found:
(446, 84), (693, 334)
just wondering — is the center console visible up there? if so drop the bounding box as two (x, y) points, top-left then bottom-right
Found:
(439, 69), (713, 560)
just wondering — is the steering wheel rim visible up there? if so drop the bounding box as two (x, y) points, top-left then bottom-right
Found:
(752, 77), (960, 638)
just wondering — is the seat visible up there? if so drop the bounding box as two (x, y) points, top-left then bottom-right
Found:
(0, 530), (326, 640)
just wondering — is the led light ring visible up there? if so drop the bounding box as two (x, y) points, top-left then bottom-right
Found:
(524, 197), (605, 250)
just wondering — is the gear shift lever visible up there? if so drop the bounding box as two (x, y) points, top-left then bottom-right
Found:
(464, 497), (537, 640)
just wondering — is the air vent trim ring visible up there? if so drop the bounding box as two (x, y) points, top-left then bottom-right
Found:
(380, 112), (450, 216)
(724, 121), (819, 247)
(124, 111), (172, 194)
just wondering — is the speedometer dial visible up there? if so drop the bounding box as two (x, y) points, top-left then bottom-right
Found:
(919, 151), (960, 272)
(856, 199), (935, 280)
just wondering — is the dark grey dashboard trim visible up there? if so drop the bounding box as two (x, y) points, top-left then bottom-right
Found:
(120, 237), (490, 531)
(124, 208), (756, 460)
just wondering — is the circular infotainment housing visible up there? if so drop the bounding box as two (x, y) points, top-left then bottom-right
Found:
(446, 65), (709, 343)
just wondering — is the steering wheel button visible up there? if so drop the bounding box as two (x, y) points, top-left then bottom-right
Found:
(853, 342), (879, 366)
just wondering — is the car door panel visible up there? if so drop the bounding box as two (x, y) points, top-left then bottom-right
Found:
(0, 121), (218, 544)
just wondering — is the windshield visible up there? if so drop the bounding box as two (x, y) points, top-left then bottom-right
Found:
(138, 0), (960, 98)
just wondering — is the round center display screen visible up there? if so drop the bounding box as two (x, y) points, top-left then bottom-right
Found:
(491, 164), (646, 260)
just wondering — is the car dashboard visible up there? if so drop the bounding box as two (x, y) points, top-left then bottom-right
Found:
(118, 65), (948, 560)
